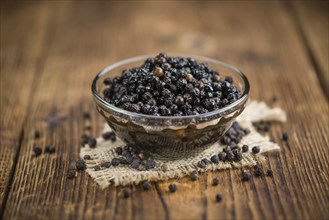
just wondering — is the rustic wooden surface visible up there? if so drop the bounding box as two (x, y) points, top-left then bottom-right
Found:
(0, 1), (328, 220)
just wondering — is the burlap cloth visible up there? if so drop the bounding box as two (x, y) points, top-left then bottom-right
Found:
(80, 101), (286, 188)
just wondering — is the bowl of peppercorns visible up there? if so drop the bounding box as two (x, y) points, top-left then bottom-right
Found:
(92, 53), (249, 159)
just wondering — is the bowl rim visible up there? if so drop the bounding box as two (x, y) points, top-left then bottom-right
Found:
(91, 53), (250, 120)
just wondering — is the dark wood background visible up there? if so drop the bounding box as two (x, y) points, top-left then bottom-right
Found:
(1, 1), (328, 219)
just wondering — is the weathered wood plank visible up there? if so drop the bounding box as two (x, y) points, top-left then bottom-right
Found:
(1, 1), (329, 220)
(291, 0), (328, 97)
(0, 1), (50, 214)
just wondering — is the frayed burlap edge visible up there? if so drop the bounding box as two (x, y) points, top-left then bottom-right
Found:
(80, 100), (286, 188)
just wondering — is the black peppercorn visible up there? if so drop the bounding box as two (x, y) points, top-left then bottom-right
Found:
(88, 138), (97, 148)
(104, 161), (111, 168)
(34, 130), (41, 139)
(226, 151), (235, 161)
(242, 171), (252, 181)
(233, 151), (243, 162)
(210, 155), (220, 164)
(212, 178), (219, 186)
(191, 170), (199, 181)
(81, 134), (90, 145)
(115, 146), (123, 155)
(282, 132), (289, 141)
(83, 155), (91, 160)
(168, 183), (177, 192)
(102, 131), (116, 141)
(252, 146), (260, 154)
(197, 160), (206, 168)
(145, 159), (156, 170)
(218, 152), (227, 161)
(122, 188), (131, 198)
(76, 160), (86, 171)
(254, 164), (264, 177)
(33, 147), (42, 157)
(266, 169), (273, 177)
(67, 168), (76, 179)
(242, 145), (249, 152)
(142, 182), (151, 191)
(83, 112), (91, 119)
(45, 145), (55, 154)
(215, 193), (223, 202)
(103, 77), (113, 85)
(111, 158), (121, 166)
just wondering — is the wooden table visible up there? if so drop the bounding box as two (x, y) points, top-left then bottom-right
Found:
(1, 1), (328, 219)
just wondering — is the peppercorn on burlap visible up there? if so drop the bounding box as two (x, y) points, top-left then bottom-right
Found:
(80, 100), (286, 188)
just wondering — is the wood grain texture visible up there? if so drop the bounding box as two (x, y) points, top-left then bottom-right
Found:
(0, 1), (50, 213)
(291, 0), (329, 97)
(1, 1), (328, 220)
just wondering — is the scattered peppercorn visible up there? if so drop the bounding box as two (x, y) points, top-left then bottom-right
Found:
(254, 169), (264, 177)
(115, 146), (123, 155)
(197, 160), (207, 168)
(242, 145), (249, 153)
(83, 112), (91, 119)
(142, 182), (151, 191)
(282, 132), (289, 141)
(212, 178), (219, 186)
(252, 146), (260, 154)
(202, 158), (210, 165)
(145, 159), (156, 170)
(242, 171), (252, 181)
(254, 164), (262, 170)
(266, 169), (273, 177)
(210, 155), (219, 164)
(83, 155), (91, 160)
(104, 161), (111, 168)
(34, 130), (41, 139)
(88, 138), (97, 148)
(81, 134), (90, 145)
(44, 145), (55, 154)
(111, 158), (121, 166)
(226, 151), (234, 161)
(254, 164), (264, 177)
(191, 170), (199, 181)
(253, 122), (272, 134)
(76, 159), (86, 171)
(218, 152), (227, 161)
(233, 150), (243, 162)
(168, 183), (177, 192)
(215, 193), (223, 202)
(271, 95), (278, 103)
(102, 131), (116, 141)
(67, 168), (76, 179)
(122, 188), (131, 198)
(33, 147), (42, 157)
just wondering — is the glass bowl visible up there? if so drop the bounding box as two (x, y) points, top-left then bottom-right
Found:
(91, 54), (249, 159)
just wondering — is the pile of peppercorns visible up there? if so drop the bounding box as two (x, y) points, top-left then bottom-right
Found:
(102, 53), (241, 116)
(112, 145), (157, 171)
(193, 122), (250, 169)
